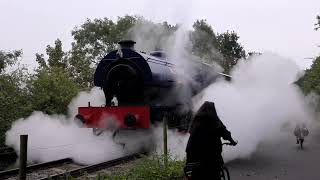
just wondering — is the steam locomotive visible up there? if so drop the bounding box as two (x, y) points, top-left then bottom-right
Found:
(75, 40), (228, 135)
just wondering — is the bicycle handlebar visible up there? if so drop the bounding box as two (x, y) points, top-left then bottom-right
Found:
(222, 140), (238, 146)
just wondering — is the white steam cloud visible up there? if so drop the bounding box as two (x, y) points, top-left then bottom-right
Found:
(128, 21), (317, 163)
(153, 53), (316, 163)
(5, 88), (146, 165)
(6, 112), (124, 165)
(194, 53), (315, 162)
(152, 126), (189, 160)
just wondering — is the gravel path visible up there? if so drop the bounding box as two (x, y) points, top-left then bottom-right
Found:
(227, 125), (320, 180)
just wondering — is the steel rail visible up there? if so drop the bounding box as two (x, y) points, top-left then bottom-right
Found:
(40, 152), (144, 180)
(0, 158), (72, 178)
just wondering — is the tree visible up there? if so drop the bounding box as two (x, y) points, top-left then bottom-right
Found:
(315, 15), (320, 31)
(217, 31), (246, 73)
(0, 50), (31, 146)
(297, 15), (320, 104)
(68, 47), (94, 89)
(27, 68), (79, 115)
(35, 38), (91, 91)
(0, 50), (22, 73)
(28, 40), (80, 115)
(71, 15), (138, 64)
(190, 20), (246, 73)
(36, 39), (67, 70)
(190, 20), (222, 62)
(297, 56), (320, 95)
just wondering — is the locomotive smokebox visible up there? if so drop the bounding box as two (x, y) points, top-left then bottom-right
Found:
(104, 61), (144, 105)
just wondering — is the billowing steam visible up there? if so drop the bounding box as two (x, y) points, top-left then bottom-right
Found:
(152, 126), (189, 160)
(127, 21), (317, 163)
(5, 88), (148, 165)
(194, 53), (316, 162)
(153, 53), (316, 163)
(6, 112), (124, 165)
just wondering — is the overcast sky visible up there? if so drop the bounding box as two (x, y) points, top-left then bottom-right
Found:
(0, 0), (319, 69)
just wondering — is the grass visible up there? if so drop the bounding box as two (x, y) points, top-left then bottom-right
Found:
(99, 154), (185, 180)
(46, 153), (185, 180)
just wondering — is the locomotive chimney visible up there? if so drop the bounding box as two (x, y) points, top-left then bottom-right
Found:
(118, 40), (136, 49)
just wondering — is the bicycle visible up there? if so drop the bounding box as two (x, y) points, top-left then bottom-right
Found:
(220, 142), (233, 180)
(220, 166), (230, 180)
(184, 142), (236, 180)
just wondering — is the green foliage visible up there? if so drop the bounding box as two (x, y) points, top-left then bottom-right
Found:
(46, 39), (67, 69)
(68, 42), (94, 89)
(0, 51), (32, 146)
(0, 75), (31, 145)
(297, 56), (320, 95)
(103, 154), (185, 180)
(217, 31), (246, 73)
(296, 15), (320, 109)
(29, 39), (80, 115)
(27, 68), (79, 115)
(71, 15), (138, 63)
(0, 50), (22, 73)
(190, 20), (221, 62)
(190, 20), (246, 73)
(35, 38), (93, 89)
(36, 39), (67, 70)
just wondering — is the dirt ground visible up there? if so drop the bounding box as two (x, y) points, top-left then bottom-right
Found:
(227, 125), (320, 180)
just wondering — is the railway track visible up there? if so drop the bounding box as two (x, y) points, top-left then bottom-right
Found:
(0, 153), (143, 180)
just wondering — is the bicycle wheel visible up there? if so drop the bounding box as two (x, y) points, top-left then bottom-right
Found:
(221, 167), (230, 180)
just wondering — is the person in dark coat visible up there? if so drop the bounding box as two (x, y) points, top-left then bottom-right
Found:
(185, 101), (237, 180)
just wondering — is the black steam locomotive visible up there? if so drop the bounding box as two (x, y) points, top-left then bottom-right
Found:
(76, 40), (228, 133)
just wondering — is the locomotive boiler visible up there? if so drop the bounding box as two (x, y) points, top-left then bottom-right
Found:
(75, 40), (228, 134)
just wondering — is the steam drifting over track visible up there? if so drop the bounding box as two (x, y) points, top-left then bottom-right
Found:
(0, 153), (143, 180)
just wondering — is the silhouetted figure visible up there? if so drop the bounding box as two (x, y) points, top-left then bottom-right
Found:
(294, 123), (309, 149)
(185, 101), (237, 180)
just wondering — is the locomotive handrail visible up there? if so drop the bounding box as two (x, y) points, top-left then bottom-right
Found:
(218, 72), (232, 78)
(102, 56), (142, 61)
(146, 57), (174, 65)
(202, 62), (233, 78)
(146, 57), (175, 67)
